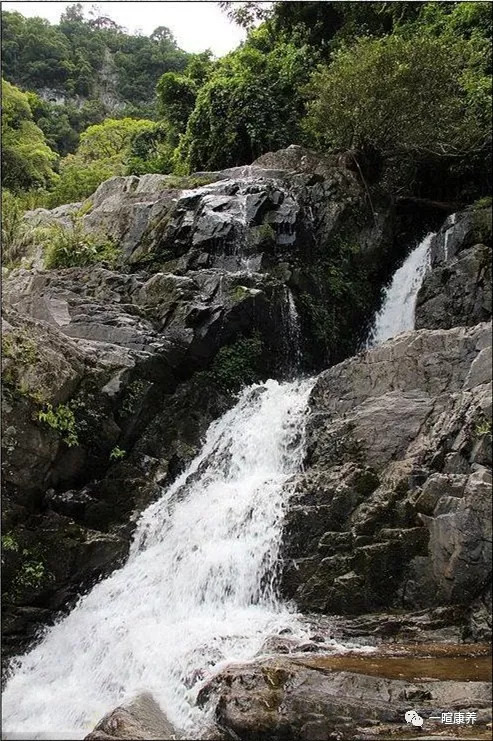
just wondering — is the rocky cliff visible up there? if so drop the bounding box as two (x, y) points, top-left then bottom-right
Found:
(2, 149), (491, 740)
(1, 147), (406, 662)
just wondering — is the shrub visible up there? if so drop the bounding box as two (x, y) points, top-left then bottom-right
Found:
(1, 190), (36, 265)
(1, 533), (19, 553)
(304, 33), (491, 191)
(42, 213), (120, 269)
(37, 403), (78, 446)
(204, 333), (265, 392)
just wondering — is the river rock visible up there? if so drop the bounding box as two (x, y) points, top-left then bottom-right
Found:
(85, 692), (181, 740)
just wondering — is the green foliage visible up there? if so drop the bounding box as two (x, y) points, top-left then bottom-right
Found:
(305, 33), (490, 159)
(204, 334), (265, 392)
(1, 190), (36, 266)
(471, 196), (493, 210)
(44, 117), (156, 205)
(42, 213), (120, 269)
(37, 403), (79, 447)
(77, 117), (155, 162)
(1, 78), (58, 191)
(15, 557), (46, 588)
(250, 222), (276, 249)
(157, 72), (199, 133)
(178, 30), (315, 171)
(121, 380), (148, 416)
(1, 534), (19, 553)
(230, 285), (250, 302)
(109, 446), (126, 461)
(2, 7), (189, 157)
(125, 122), (175, 175)
(46, 156), (115, 207)
(2, 330), (38, 365)
(3, 2), (491, 210)
(475, 418), (492, 439)
(2, 328), (50, 404)
(1, 7), (188, 104)
(159, 175), (218, 190)
(472, 206), (493, 246)
(297, 232), (375, 365)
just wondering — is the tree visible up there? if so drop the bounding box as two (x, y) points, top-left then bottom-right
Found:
(76, 117), (155, 162)
(60, 3), (85, 24)
(1, 78), (57, 191)
(177, 29), (314, 171)
(304, 33), (491, 164)
(151, 26), (174, 44)
(46, 117), (155, 206)
(157, 72), (198, 132)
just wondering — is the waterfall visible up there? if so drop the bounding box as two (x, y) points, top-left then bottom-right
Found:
(281, 287), (303, 373)
(2, 378), (314, 740)
(367, 232), (433, 346)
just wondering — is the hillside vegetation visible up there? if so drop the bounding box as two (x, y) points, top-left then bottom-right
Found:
(2, 1), (491, 262)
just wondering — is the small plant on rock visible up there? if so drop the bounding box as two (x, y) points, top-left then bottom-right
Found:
(1, 533), (19, 553)
(475, 418), (492, 439)
(37, 403), (79, 447)
(43, 213), (120, 270)
(109, 446), (126, 461)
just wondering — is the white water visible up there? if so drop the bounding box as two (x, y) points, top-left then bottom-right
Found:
(367, 232), (433, 346)
(3, 378), (314, 740)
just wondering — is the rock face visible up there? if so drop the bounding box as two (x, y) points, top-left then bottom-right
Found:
(3, 148), (492, 739)
(2, 148), (403, 660)
(415, 207), (492, 330)
(85, 693), (181, 740)
(200, 203), (492, 741)
(281, 322), (492, 618)
(24, 149), (399, 367)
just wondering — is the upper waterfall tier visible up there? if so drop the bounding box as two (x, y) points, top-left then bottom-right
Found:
(367, 232), (433, 346)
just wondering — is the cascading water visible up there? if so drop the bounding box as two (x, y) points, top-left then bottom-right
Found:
(367, 232), (434, 346)
(2, 378), (314, 740)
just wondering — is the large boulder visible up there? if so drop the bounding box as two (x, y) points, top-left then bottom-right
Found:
(282, 322), (492, 619)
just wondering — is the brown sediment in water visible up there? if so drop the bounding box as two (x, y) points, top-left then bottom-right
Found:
(292, 643), (492, 682)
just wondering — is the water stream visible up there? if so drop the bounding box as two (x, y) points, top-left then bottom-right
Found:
(367, 232), (433, 346)
(3, 379), (314, 739)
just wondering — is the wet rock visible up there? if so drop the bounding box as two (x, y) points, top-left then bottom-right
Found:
(85, 692), (181, 740)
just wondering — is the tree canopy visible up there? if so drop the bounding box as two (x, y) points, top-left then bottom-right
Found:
(2, 78), (58, 191)
(2, 1), (491, 209)
(1, 5), (189, 156)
